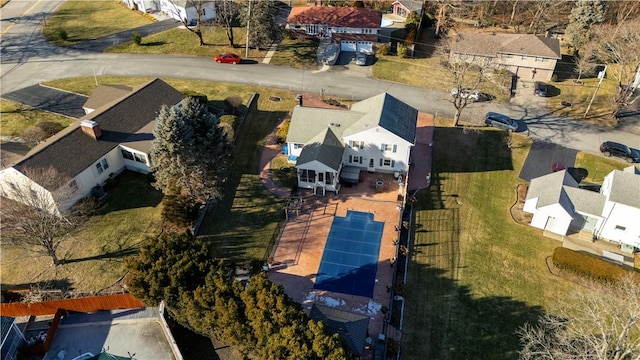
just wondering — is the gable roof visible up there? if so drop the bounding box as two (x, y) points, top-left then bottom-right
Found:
(526, 170), (577, 211)
(605, 169), (640, 209)
(309, 304), (369, 357)
(296, 128), (344, 170)
(83, 84), (133, 111)
(451, 33), (561, 59)
(14, 79), (185, 190)
(286, 106), (361, 144)
(392, 0), (423, 12)
(348, 93), (417, 144)
(563, 186), (605, 216)
(287, 6), (382, 29)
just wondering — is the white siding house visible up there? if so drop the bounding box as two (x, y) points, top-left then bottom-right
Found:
(0, 79), (185, 212)
(524, 166), (640, 252)
(285, 93), (418, 195)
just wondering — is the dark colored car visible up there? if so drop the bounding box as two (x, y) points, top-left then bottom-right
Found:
(599, 141), (640, 163)
(534, 81), (548, 97)
(214, 52), (240, 64)
(484, 112), (517, 132)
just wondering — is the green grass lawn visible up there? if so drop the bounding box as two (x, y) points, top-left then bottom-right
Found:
(197, 89), (295, 265)
(0, 171), (162, 291)
(402, 129), (579, 359)
(574, 152), (630, 184)
(43, 1), (152, 46)
(107, 26), (268, 61)
(372, 55), (511, 102)
(548, 78), (618, 127)
(0, 99), (75, 138)
(269, 37), (320, 69)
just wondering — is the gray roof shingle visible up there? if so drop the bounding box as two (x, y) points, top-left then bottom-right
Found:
(526, 170), (577, 210)
(563, 186), (605, 216)
(451, 33), (561, 59)
(606, 170), (640, 209)
(348, 93), (417, 144)
(309, 304), (369, 357)
(296, 128), (344, 170)
(15, 79), (185, 190)
(82, 84), (133, 111)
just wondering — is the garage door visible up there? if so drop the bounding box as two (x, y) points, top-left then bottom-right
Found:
(356, 41), (372, 53)
(341, 41), (356, 52)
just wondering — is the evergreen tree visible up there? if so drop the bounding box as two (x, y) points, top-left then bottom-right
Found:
(241, 0), (280, 50)
(149, 97), (231, 203)
(565, 0), (607, 53)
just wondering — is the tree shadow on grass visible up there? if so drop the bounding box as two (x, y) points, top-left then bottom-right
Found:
(140, 41), (167, 46)
(62, 246), (139, 264)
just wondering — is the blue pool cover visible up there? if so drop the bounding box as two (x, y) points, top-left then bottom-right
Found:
(314, 210), (384, 298)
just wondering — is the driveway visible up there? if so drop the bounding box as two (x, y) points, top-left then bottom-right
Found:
(2, 84), (87, 118)
(326, 51), (373, 78)
(519, 141), (577, 181)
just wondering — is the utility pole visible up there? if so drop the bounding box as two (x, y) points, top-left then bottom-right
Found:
(583, 65), (607, 119)
(245, 0), (252, 59)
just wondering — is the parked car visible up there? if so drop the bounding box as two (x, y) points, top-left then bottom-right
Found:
(534, 81), (548, 97)
(214, 53), (241, 64)
(355, 52), (369, 66)
(599, 141), (640, 163)
(450, 88), (482, 102)
(484, 112), (517, 132)
(551, 161), (566, 173)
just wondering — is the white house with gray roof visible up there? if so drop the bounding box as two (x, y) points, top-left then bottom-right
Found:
(524, 166), (640, 252)
(0, 79), (185, 212)
(450, 33), (561, 81)
(285, 93), (418, 195)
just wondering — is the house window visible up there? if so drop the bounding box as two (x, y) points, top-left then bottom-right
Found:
(381, 143), (396, 152)
(134, 153), (147, 164)
(68, 180), (78, 193)
(350, 140), (364, 149)
(202, 8), (205, 15)
(293, 143), (304, 149)
(349, 155), (363, 164)
(121, 149), (134, 161)
(615, 225), (626, 231)
(380, 158), (395, 167)
(299, 169), (316, 183)
(96, 159), (109, 174)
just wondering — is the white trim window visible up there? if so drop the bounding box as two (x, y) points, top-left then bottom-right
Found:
(380, 158), (395, 167)
(350, 140), (364, 149)
(381, 143), (397, 153)
(121, 149), (148, 164)
(349, 155), (363, 164)
(96, 159), (109, 174)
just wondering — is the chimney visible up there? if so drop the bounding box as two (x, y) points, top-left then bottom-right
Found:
(80, 120), (102, 140)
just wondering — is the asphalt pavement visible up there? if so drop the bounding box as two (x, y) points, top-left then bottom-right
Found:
(2, 84), (87, 118)
(519, 142), (578, 181)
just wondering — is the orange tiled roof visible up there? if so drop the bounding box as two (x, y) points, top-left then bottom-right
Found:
(287, 6), (382, 29)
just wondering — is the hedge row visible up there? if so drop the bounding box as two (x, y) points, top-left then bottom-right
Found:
(552, 247), (639, 283)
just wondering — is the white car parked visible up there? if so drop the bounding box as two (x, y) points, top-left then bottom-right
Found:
(450, 88), (482, 102)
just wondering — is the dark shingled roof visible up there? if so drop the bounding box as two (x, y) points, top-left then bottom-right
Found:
(348, 93), (418, 144)
(287, 6), (382, 29)
(15, 79), (185, 190)
(83, 84), (133, 111)
(451, 33), (561, 59)
(309, 304), (370, 357)
(296, 128), (345, 170)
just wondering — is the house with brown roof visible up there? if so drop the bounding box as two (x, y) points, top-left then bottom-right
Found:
(286, 6), (382, 53)
(0, 79), (185, 211)
(450, 32), (562, 81)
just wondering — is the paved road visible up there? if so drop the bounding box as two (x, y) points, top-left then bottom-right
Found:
(1, 0), (639, 157)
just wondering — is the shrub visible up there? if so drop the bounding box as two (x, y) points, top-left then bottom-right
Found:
(58, 29), (68, 41)
(551, 74), (558, 82)
(37, 121), (65, 136)
(223, 96), (243, 115)
(132, 32), (142, 45)
(377, 43), (390, 56)
(552, 247), (636, 283)
(275, 119), (290, 144)
(183, 91), (208, 105)
(398, 45), (409, 58)
(162, 193), (199, 228)
(22, 126), (47, 147)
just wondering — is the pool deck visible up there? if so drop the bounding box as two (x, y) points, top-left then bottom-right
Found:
(268, 171), (404, 353)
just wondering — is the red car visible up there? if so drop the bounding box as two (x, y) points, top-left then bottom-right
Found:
(214, 53), (240, 64)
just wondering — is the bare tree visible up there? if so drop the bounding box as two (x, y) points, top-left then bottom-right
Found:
(213, 0), (239, 47)
(591, 20), (640, 117)
(170, 0), (213, 46)
(0, 166), (84, 266)
(518, 275), (640, 360)
(444, 36), (489, 127)
(573, 40), (598, 81)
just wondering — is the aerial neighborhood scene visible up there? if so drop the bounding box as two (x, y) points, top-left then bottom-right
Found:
(1, 0), (640, 359)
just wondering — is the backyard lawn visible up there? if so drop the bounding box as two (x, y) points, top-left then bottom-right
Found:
(402, 128), (579, 359)
(0, 171), (162, 291)
(43, 1), (152, 46)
